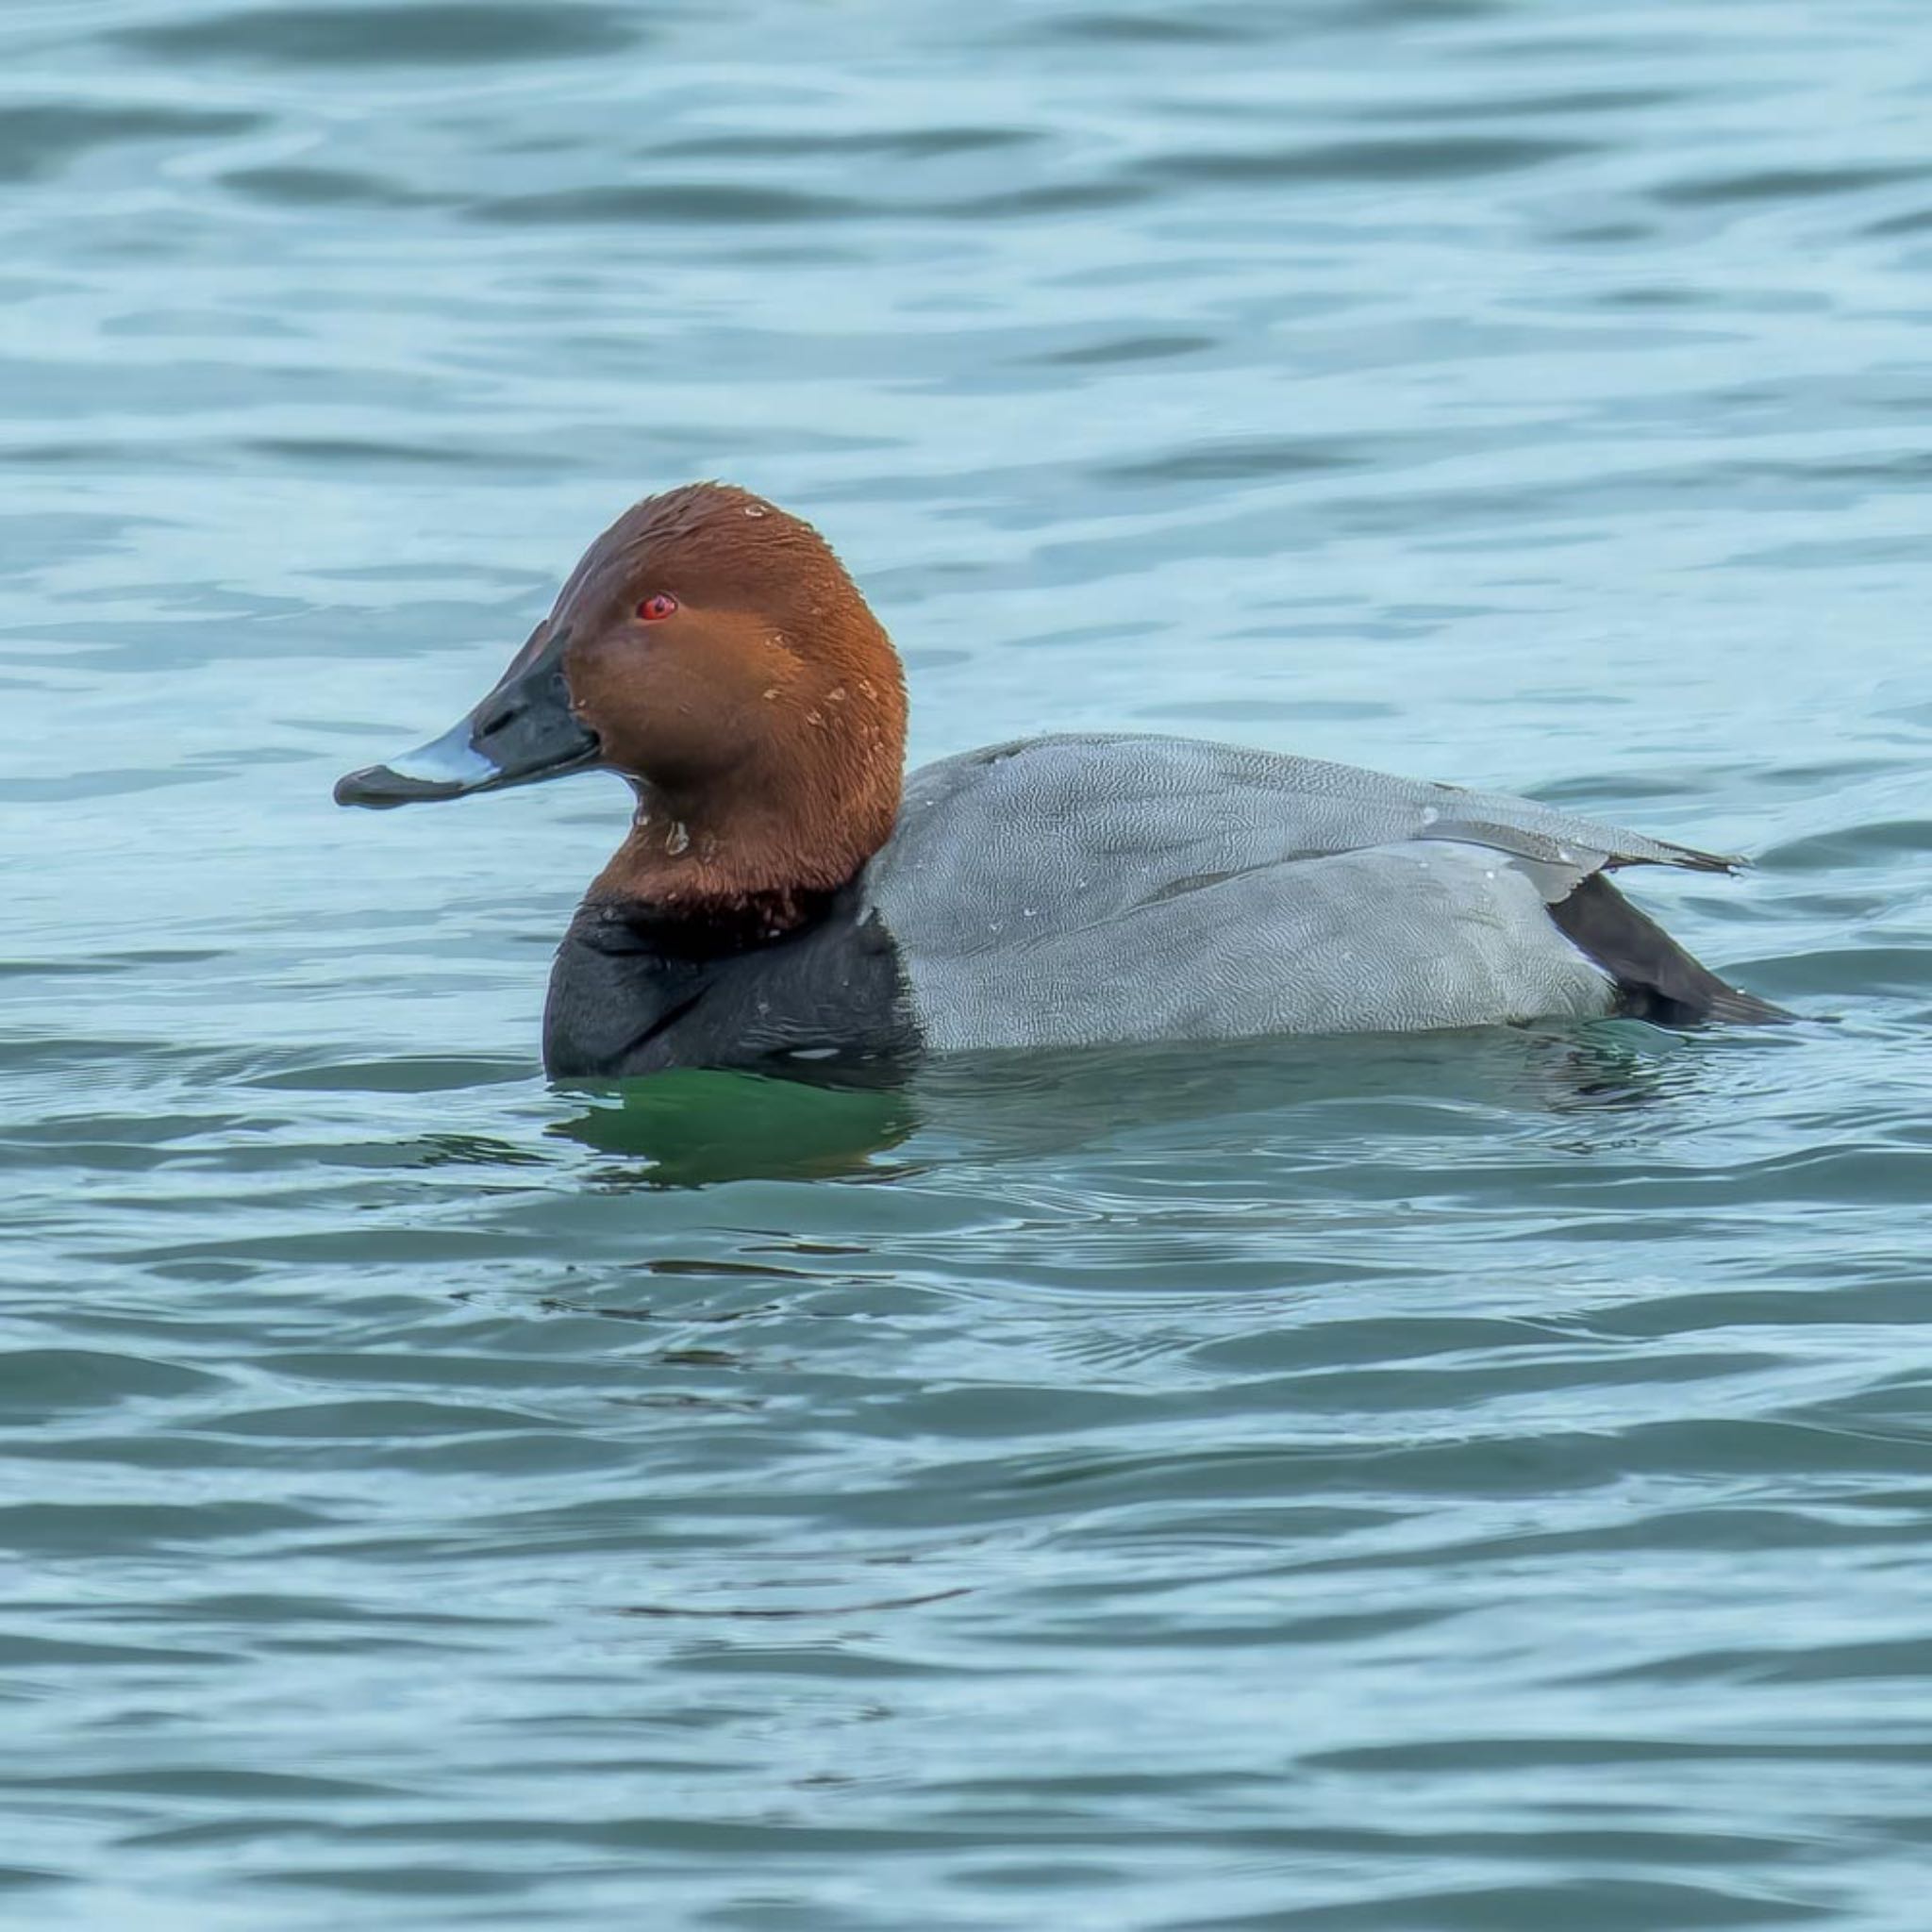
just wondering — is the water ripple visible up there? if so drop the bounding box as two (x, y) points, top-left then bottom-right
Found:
(108, 2), (643, 66)
(3, 0), (1930, 1928)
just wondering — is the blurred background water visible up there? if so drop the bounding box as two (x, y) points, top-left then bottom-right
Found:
(4, 1), (1932, 1926)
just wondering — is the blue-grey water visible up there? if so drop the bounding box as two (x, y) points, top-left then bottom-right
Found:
(5, 2), (1931, 1926)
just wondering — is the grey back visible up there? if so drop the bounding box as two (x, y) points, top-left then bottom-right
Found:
(861, 734), (1731, 1051)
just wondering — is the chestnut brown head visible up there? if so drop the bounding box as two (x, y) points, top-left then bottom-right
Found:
(335, 484), (908, 917)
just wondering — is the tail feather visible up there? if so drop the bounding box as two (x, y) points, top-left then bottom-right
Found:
(1546, 873), (1792, 1027)
(1695, 983), (1795, 1026)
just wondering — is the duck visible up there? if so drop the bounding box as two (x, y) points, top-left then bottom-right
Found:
(335, 482), (1789, 1077)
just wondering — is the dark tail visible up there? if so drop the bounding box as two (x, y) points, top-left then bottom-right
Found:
(1546, 873), (1792, 1026)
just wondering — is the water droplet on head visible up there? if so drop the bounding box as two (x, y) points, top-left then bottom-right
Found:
(665, 822), (690, 856)
(743, 504), (767, 519)
(1421, 806), (1440, 825)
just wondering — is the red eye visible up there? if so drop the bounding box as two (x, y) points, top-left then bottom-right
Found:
(637, 593), (679, 623)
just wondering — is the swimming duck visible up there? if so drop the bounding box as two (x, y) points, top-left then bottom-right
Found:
(335, 482), (1787, 1076)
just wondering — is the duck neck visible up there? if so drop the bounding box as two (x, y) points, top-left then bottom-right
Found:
(585, 773), (891, 948)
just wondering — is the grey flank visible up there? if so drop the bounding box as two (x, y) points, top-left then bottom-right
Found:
(863, 734), (1740, 1051)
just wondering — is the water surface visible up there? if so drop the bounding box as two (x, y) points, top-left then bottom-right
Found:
(5, 2), (1932, 1926)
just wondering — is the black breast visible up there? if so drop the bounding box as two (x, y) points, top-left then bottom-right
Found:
(541, 882), (918, 1078)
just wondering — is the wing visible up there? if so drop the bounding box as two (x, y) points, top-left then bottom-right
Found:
(870, 733), (1734, 958)
(859, 735), (1779, 1052)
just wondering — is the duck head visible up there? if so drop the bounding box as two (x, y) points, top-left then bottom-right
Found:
(335, 483), (908, 924)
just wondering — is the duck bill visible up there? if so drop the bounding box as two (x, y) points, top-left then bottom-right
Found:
(334, 628), (599, 809)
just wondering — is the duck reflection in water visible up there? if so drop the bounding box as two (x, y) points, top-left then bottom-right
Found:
(543, 1021), (1709, 1190)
